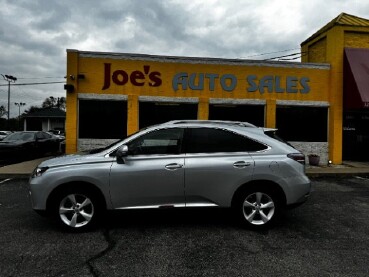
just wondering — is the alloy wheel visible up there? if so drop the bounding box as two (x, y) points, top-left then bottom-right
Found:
(59, 194), (94, 228)
(242, 192), (275, 225)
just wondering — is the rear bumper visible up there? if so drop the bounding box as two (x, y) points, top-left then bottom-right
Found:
(286, 190), (310, 209)
(282, 172), (311, 205)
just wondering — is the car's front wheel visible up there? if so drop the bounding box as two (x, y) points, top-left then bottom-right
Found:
(54, 189), (100, 231)
(237, 189), (280, 229)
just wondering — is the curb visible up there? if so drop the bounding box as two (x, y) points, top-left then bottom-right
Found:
(306, 172), (369, 178)
(0, 174), (31, 179)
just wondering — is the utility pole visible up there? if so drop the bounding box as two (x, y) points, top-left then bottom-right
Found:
(14, 102), (26, 130)
(1, 74), (17, 123)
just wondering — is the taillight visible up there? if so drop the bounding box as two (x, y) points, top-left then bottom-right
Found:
(287, 153), (306, 165)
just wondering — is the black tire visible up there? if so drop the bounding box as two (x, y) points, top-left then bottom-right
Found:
(53, 188), (101, 232)
(236, 188), (280, 229)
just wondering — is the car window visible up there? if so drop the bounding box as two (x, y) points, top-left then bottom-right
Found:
(264, 130), (294, 148)
(127, 128), (184, 155)
(23, 133), (35, 141)
(185, 128), (267, 153)
(3, 132), (34, 141)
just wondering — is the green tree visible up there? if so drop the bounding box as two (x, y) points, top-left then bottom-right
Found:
(23, 105), (42, 115)
(0, 105), (7, 118)
(42, 96), (66, 110)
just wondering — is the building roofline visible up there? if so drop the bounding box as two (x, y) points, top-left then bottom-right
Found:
(301, 12), (369, 46)
(67, 49), (330, 70)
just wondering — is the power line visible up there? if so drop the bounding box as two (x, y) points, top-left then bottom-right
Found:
(264, 52), (304, 61)
(17, 76), (65, 80)
(0, 81), (65, 86)
(279, 52), (308, 61)
(242, 48), (301, 58)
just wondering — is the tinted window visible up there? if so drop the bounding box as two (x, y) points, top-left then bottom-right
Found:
(186, 128), (267, 153)
(139, 102), (198, 129)
(276, 106), (328, 142)
(79, 100), (127, 139)
(4, 132), (34, 142)
(38, 132), (52, 139)
(127, 128), (184, 155)
(264, 130), (294, 148)
(209, 104), (265, 127)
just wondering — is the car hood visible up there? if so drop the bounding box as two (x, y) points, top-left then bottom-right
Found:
(37, 153), (113, 168)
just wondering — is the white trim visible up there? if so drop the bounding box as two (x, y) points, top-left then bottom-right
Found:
(276, 100), (330, 107)
(139, 96), (198, 103)
(78, 93), (128, 101)
(117, 204), (186, 209)
(210, 98), (266, 105)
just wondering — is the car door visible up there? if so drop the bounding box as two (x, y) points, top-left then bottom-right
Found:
(35, 132), (46, 154)
(109, 128), (186, 209)
(41, 132), (56, 153)
(184, 127), (265, 207)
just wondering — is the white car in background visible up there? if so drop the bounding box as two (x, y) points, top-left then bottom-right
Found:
(0, 131), (12, 141)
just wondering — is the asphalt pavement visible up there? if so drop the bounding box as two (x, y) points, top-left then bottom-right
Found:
(0, 156), (369, 178)
(1, 177), (369, 276)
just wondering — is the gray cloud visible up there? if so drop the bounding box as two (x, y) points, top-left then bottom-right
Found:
(0, 0), (368, 118)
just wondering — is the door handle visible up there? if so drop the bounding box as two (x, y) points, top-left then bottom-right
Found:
(165, 163), (183, 170)
(233, 161), (252, 168)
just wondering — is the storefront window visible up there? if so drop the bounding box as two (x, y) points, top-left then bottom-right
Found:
(209, 104), (265, 127)
(139, 102), (198, 129)
(343, 110), (369, 161)
(79, 100), (127, 139)
(276, 106), (328, 142)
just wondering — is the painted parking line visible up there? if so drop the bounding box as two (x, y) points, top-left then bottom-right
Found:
(355, 176), (369, 181)
(0, 178), (12, 184)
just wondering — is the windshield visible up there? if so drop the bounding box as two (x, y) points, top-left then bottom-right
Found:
(3, 132), (35, 142)
(86, 126), (155, 154)
(88, 139), (125, 154)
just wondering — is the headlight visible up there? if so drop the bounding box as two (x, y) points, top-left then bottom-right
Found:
(31, 167), (49, 178)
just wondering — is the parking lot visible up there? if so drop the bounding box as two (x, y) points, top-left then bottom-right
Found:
(0, 177), (369, 276)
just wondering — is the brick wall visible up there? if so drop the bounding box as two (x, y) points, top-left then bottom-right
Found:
(290, 141), (329, 165)
(78, 139), (120, 152)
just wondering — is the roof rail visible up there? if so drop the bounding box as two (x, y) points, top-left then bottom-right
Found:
(167, 120), (257, 128)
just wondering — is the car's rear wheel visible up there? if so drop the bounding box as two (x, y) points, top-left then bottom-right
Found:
(54, 189), (100, 231)
(237, 188), (279, 229)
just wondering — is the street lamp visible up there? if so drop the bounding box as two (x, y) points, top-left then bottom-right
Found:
(14, 102), (26, 130)
(1, 74), (17, 123)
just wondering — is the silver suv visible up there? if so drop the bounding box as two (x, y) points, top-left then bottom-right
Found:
(29, 120), (311, 231)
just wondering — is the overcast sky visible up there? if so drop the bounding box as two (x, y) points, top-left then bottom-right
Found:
(0, 0), (368, 118)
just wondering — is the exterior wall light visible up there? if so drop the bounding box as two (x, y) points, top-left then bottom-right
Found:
(64, 84), (74, 93)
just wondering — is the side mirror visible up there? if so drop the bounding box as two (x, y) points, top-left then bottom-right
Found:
(116, 145), (129, 164)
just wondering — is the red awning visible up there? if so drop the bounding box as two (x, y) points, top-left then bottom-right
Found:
(344, 48), (369, 109)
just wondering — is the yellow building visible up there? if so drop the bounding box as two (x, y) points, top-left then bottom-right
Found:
(65, 13), (369, 164)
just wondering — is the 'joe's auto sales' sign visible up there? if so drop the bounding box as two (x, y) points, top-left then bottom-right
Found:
(102, 63), (310, 94)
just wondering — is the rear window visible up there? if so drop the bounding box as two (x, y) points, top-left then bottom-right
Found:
(264, 130), (294, 148)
